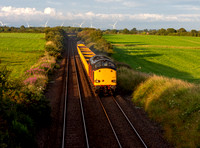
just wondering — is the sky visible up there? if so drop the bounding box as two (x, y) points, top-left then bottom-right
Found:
(0, 0), (200, 30)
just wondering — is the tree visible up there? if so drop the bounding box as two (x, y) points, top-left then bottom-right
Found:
(122, 28), (130, 34)
(130, 28), (137, 34)
(166, 28), (176, 34)
(20, 25), (25, 30)
(157, 28), (167, 35)
(191, 30), (198, 36)
(3, 26), (11, 32)
(149, 29), (157, 35)
(178, 28), (187, 33)
(143, 29), (148, 32)
(110, 29), (117, 34)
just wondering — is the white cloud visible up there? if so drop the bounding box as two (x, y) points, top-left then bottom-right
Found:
(0, 6), (64, 20)
(95, 0), (142, 7)
(44, 7), (56, 16)
(174, 5), (200, 11)
(1, 6), (200, 27)
(57, 11), (200, 23)
(1, 6), (42, 16)
(83, 13), (199, 22)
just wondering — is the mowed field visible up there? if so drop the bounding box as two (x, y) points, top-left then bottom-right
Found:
(104, 34), (200, 83)
(0, 33), (45, 78)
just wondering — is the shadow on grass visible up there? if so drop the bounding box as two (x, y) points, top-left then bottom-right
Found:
(0, 57), (24, 66)
(111, 41), (147, 46)
(21, 50), (44, 53)
(113, 46), (199, 83)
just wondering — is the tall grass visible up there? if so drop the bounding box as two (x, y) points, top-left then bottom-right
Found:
(133, 75), (200, 147)
(117, 65), (200, 147)
(117, 66), (148, 93)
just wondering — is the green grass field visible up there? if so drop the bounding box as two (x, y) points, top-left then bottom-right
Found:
(104, 34), (200, 83)
(0, 33), (45, 78)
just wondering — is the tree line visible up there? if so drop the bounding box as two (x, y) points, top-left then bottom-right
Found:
(0, 25), (83, 33)
(1, 25), (200, 37)
(0, 25), (47, 33)
(104, 27), (200, 37)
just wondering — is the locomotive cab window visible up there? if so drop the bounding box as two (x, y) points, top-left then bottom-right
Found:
(102, 61), (108, 67)
(108, 62), (115, 69)
(95, 62), (101, 69)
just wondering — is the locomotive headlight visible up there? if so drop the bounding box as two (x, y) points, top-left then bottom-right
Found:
(111, 80), (116, 83)
(95, 80), (100, 83)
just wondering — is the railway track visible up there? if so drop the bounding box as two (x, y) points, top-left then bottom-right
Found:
(62, 37), (89, 148)
(99, 96), (148, 147)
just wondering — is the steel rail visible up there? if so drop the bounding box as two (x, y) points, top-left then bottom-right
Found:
(97, 97), (122, 148)
(72, 40), (90, 148)
(61, 39), (70, 148)
(112, 96), (148, 148)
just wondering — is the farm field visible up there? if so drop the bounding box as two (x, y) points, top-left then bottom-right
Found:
(104, 34), (200, 83)
(0, 33), (45, 78)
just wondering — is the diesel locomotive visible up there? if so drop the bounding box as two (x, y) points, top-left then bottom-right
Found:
(77, 42), (116, 94)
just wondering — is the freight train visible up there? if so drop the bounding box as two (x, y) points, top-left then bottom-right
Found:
(77, 41), (116, 94)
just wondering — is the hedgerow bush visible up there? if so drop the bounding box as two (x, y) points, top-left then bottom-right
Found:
(45, 45), (60, 57)
(23, 52), (56, 95)
(0, 67), (38, 148)
(45, 27), (65, 58)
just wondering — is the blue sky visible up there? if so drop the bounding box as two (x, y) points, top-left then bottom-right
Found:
(0, 0), (200, 30)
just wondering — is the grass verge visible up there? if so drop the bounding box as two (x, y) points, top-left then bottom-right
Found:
(117, 65), (200, 147)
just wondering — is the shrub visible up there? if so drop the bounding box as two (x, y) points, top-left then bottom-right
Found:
(0, 77), (51, 147)
(11, 120), (35, 148)
(20, 90), (51, 127)
(132, 75), (200, 147)
(23, 51), (56, 95)
(45, 44), (60, 57)
(44, 28), (66, 58)
(117, 66), (148, 93)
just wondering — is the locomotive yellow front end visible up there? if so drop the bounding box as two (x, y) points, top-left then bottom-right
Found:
(93, 68), (117, 93)
(89, 55), (117, 94)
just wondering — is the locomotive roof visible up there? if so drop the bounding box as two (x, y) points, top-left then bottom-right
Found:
(77, 41), (85, 44)
(89, 55), (113, 65)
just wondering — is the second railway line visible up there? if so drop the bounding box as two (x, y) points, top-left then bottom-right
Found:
(62, 37), (88, 147)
